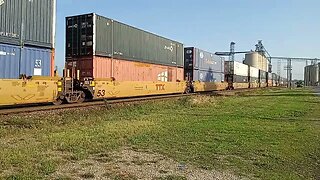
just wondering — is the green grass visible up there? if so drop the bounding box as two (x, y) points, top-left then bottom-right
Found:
(0, 88), (319, 179)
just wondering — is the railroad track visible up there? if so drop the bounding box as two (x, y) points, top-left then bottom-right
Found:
(0, 87), (280, 115)
(0, 94), (194, 115)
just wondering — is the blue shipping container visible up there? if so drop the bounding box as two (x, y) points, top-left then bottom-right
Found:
(185, 47), (224, 72)
(0, 43), (52, 79)
(193, 70), (224, 82)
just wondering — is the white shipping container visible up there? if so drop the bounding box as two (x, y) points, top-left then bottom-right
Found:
(249, 66), (259, 78)
(225, 61), (249, 77)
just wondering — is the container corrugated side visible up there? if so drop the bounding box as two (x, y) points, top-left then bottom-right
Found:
(23, 0), (56, 48)
(249, 66), (259, 78)
(184, 47), (224, 72)
(65, 13), (184, 67)
(193, 70), (224, 82)
(0, 43), (52, 79)
(0, 0), (22, 45)
(0, 43), (19, 78)
(225, 61), (249, 77)
(100, 15), (184, 67)
(0, 0), (56, 48)
(249, 66), (259, 83)
(20, 46), (52, 77)
(66, 56), (184, 82)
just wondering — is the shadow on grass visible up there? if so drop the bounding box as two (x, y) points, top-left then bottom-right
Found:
(242, 93), (317, 97)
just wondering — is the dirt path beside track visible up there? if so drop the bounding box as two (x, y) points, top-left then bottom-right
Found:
(51, 148), (239, 180)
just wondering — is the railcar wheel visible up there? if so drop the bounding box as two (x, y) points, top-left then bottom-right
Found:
(53, 98), (64, 105)
(77, 92), (86, 103)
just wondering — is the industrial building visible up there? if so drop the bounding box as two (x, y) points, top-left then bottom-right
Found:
(244, 52), (269, 72)
(305, 63), (320, 86)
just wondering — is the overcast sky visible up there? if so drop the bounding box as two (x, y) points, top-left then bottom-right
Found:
(55, 0), (320, 80)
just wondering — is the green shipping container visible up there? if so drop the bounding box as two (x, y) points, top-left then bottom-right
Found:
(0, 0), (56, 48)
(66, 13), (184, 67)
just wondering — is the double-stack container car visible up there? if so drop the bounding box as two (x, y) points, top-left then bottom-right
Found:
(65, 13), (184, 82)
(0, 0), (56, 79)
(184, 47), (226, 92)
(224, 61), (249, 89)
(64, 13), (186, 100)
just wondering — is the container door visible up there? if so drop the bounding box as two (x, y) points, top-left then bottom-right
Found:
(184, 47), (194, 81)
(0, 44), (20, 79)
(20, 47), (52, 77)
(66, 13), (94, 57)
(0, 0), (22, 46)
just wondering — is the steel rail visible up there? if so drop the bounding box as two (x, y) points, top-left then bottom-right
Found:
(0, 88), (279, 115)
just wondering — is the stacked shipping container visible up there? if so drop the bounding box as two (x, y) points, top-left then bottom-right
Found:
(66, 56), (184, 82)
(224, 61), (249, 83)
(0, 44), (53, 78)
(0, 0), (56, 79)
(66, 13), (184, 82)
(184, 47), (224, 82)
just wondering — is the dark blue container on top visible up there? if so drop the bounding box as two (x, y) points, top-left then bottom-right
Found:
(184, 47), (224, 72)
(184, 47), (224, 82)
(0, 43), (52, 79)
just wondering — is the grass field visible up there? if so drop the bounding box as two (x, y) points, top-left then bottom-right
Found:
(0, 88), (319, 179)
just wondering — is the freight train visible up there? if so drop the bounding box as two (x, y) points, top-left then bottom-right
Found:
(0, 9), (287, 107)
(0, 62), (286, 107)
